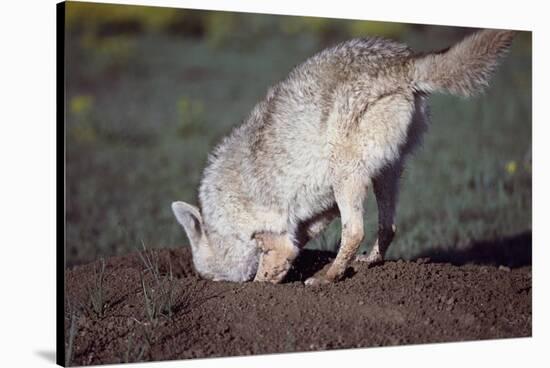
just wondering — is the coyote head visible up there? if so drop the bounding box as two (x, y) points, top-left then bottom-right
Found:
(171, 201), (259, 281)
(171, 201), (218, 280)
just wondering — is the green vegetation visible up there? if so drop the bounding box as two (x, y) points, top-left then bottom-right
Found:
(65, 3), (531, 266)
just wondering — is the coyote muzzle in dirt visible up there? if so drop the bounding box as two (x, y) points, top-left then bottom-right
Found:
(172, 29), (515, 285)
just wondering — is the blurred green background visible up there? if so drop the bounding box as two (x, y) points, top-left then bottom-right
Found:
(65, 2), (532, 267)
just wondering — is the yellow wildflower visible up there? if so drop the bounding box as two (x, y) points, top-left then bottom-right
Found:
(505, 160), (517, 175)
(70, 95), (94, 115)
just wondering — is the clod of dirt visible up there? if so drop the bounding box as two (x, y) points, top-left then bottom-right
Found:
(65, 247), (531, 366)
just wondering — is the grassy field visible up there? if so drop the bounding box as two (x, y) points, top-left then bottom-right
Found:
(65, 5), (531, 266)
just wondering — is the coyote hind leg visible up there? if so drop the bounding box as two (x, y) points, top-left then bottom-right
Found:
(253, 232), (299, 283)
(356, 162), (401, 265)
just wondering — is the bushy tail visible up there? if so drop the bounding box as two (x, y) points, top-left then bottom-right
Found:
(412, 29), (516, 97)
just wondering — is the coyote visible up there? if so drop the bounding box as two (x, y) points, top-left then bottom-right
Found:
(172, 29), (515, 285)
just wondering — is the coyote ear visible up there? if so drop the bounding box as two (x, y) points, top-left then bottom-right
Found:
(171, 201), (204, 249)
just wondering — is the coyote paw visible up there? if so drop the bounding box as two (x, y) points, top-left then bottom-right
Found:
(355, 253), (384, 267)
(304, 275), (331, 286)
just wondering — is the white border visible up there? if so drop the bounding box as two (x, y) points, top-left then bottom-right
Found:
(1, 0), (547, 367)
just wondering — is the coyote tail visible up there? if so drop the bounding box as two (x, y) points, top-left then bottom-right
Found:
(412, 29), (516, 97)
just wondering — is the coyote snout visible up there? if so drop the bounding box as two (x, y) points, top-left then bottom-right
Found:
(172, 29), (515, 284)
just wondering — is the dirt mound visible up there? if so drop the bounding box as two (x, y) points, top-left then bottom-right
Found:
(64, 247), (531, 366)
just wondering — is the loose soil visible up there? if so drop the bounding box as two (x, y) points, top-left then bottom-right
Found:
(64, 246), (531, 366)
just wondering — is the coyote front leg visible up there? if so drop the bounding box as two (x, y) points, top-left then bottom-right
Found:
(306, 175), (367, 285)
(253, 232), (299, 283)
(356, 162), (401, 265)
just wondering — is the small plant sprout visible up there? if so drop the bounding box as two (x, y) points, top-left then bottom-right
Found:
(87, 258), (107, 318)
(138, 242), (177, 324)
(121, 333), (146, 363)
(140, 273), (158, 324)
(138, 239), (160, 282)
